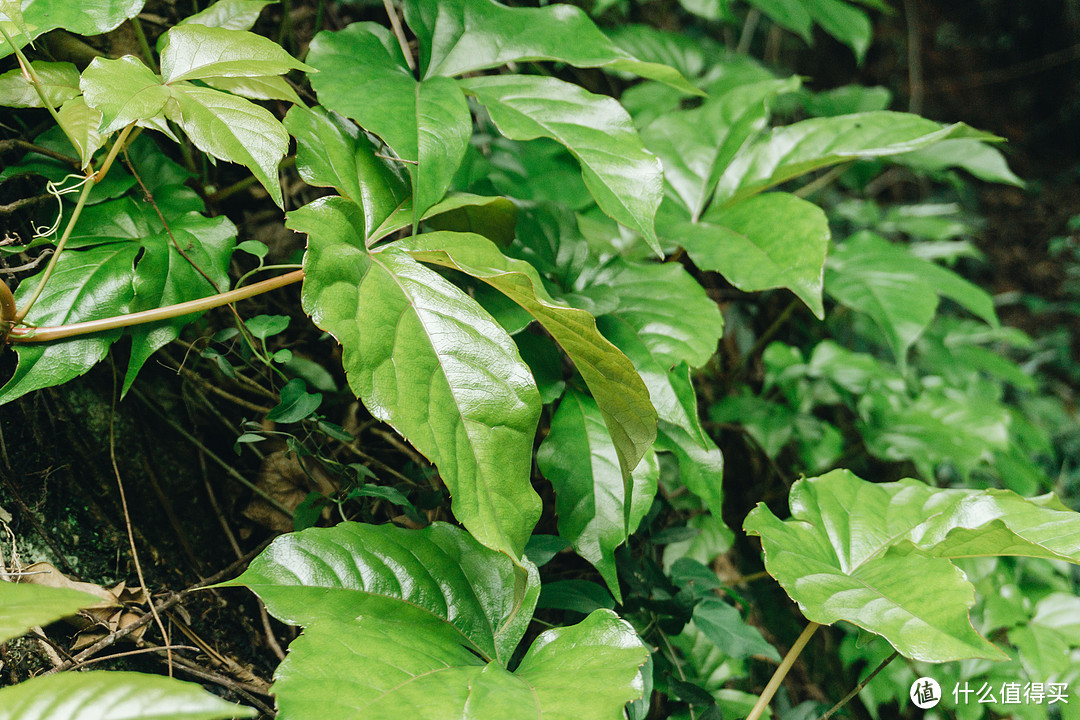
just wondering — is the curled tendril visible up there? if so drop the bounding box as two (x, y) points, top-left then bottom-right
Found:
(31, 174), (92, 241)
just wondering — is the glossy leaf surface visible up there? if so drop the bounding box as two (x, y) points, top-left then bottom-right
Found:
(745, 469), (1080, 661)
(306, 23), (471, 218)
(159, 24), (312, 82)
(0, 0), (145, 58)
(403, 0), (698, 93)
(537, 389), (659, 600)
(0, 61), (79, 108)
(178, 0), (275, 30)
(291, 199), (541, 558)
(227, 522), (539, 663)
(462, 75), (664, 253)
(81, 56), (171, 135)
(398, 231), (656, 476)
(714, 112), (993, 204)
(0, 672), (255, 720)
(284, 105), (409, 237)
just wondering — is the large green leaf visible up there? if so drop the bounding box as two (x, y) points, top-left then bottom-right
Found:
(0, 0), (145, 59)
(230, 522), (648, 720)
(654, 421), (725, 520)
(178, 0), (275, 31)
(714, 112), (994, 204)
(745, 0), (872, 59)
(306, 23), (471, 218)
(396, 231), (656, 477)
(745, 469), (1080, 662)
(896, 138), (1024, 186)
(0, 671), (255, 720)
(290, 198), (542, 558)
(165, 84), (289, 206)
(642, 78), (798, 220)
(284, 105), (409, 237)
(537, 389), (659, 601)
(0, 581), (101, 643)
(81, 56), (171, 135)
(685, 192), (829, 318)
(402, 0), (698, 93)
(461, 75), (664, 254)
(55, 97), (104, 169)
(159, 24), (311, 82)
(0, 61), (80, 108)
(226, 522), (539, 663)
(591, 259), (723, 369)
(826, 232), (998, 363)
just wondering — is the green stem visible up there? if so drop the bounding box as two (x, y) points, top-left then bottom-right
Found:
(131, 16), (157, 72)
(746, 622), (820, 720)
(95, 123), (137, 182)
(0, 23), (80, 158)
(8, 270), (304, 343)
(815, 651), (899, 720)
(13, 176), (96, 323)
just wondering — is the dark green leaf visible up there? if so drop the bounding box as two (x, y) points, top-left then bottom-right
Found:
(537, 389), (659, 601)
(266, 378), (322, 423)
(693, 599), (780, 661)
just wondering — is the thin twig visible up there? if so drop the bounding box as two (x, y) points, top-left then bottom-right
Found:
(108, 372), (174, 676)
(815, 651), (900, 720)
(154, 653), (275, 715)
(904, 0), (923, 114)
(69, 644), (200, 670)
(746, 622), (821, 720)
(382, 0), (415, 71)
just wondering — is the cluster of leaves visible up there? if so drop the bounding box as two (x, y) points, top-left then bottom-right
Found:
(2, 0), (1080, 719)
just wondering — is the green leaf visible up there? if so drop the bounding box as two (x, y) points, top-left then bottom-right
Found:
(896, 138), (1024, 187)
(81, 55), (170, 135)
(403, 0), (699, 93)
(642, 78), (799, 219)
(284, 105), (409, 237)
(462, 75), (664, 254)
(596, 315), (705, 447)
(227, 521), (539, 664)
(0, 61), (80, 108)
(201, 74), (302, 104)
(608, 24), (720, 80)
(306, 23), (471, 218)
(692, 599), (780, 661)
(805, 0), (873, 60)
(537, 389), (659, 601)
(274, 609), (645, 720)
(165, 84), (288, 206)
(396, 231), (657, 478)
(745, 469), (1080, 662)
(266, 378), (322, 423)
(0, 671), (256, 720)
(826, 232), (998, 363)
(654, 422), (725, 521)
(714, 112), (995, 204)
(0, 581), (101, 643)
(56, 96), (105, 169)
(0, 245), (135, 405)
(160, 24), (312, 83)
(179, 0), (275, 31)
(290, 198), (542, 558)
(746, 0), (811, 42)
(592, 259), (723, 369)
(369, 193), (515, 244)
(686, 192), (829, 318)
(0, 0), (145, 59)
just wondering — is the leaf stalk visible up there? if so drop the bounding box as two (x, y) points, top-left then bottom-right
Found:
(746, 621), (820, 720)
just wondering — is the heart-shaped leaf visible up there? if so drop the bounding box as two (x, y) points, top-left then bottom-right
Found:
(290, 198), (542, 558)
(462, 75), (664, 254)
(0, 671), (256, 720)
(745, 469), (1080, 662)
(0, 581), (102, 643)
(306, 23), (471, 219)
(403, 0), (699, 94)
(227, 522), (648, 720)
(396, 231), (657, 479)
(537, 389), (659, 600)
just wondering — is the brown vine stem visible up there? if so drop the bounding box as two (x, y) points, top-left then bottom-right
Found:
(745, 621), (820, 720)
(7, 270), (304, 343)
